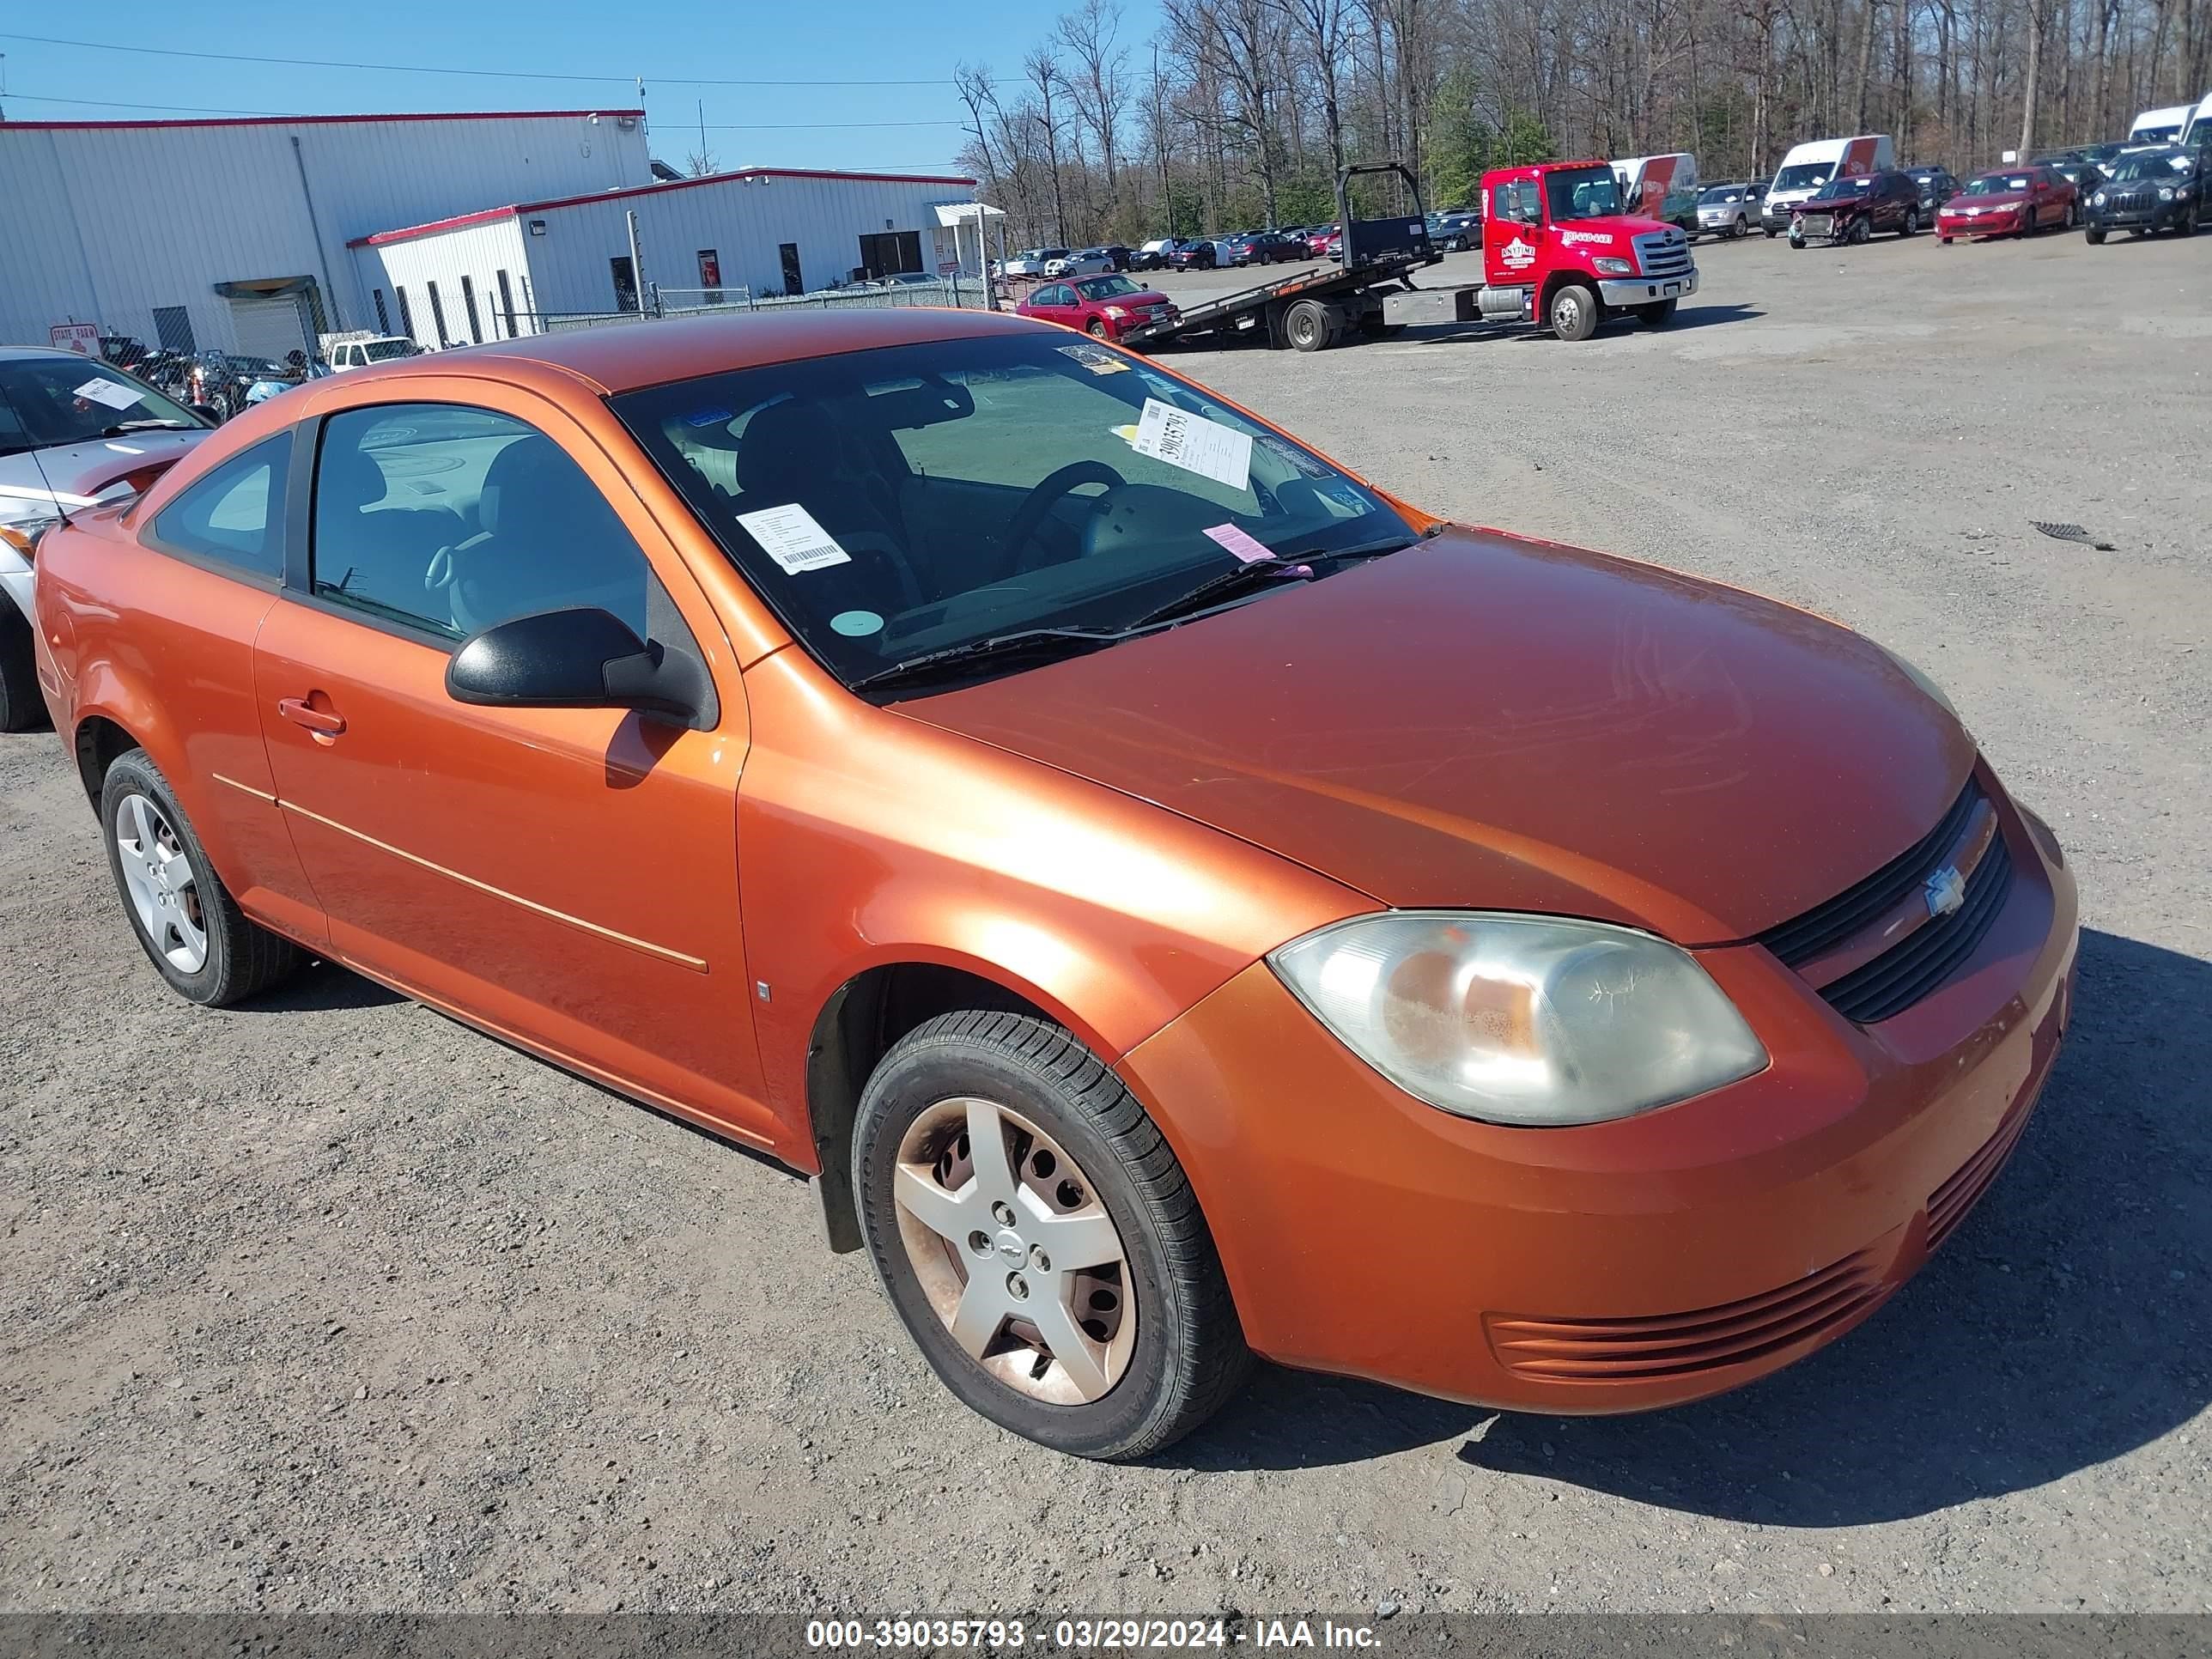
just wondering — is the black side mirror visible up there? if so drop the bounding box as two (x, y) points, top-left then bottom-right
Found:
(446, 606), (707, 725)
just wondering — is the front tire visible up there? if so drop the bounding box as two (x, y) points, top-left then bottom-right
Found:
(100, 750), (304, 1006)
(2086, 226), (2106, 244)
(1548, 281), (1599, 341)
(1901, 208), (1919, 236)
(1637, 298), (1679, 327)
(1086, 319), (1109, 339)
(0, 599), (47, 732)
(854, 1012), (1250, 1461)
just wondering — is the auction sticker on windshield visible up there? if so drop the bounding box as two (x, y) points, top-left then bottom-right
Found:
(74, 378), (143, 411)
(737, 504), (854, 574)
(1132, 398), (1252, 490)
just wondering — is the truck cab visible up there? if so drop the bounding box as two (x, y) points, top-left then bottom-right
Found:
(326, 336), (422, 372)
(1470, 161), (1698, 340)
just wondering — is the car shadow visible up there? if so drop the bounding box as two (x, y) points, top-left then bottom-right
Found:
(1164, 926), (2212, 1526)
(239, 957), (408, 1013)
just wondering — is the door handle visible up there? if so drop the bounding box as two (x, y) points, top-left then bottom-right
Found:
(277, 696), (347, 737)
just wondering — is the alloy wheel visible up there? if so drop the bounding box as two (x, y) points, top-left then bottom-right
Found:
(115, 793), (207, 972)
(891, 1096), (1135, 1405)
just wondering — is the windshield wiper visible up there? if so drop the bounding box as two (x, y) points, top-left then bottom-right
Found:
(98, 420), (200, 436)
(1126, 532), (1425, 630)
(848, 625), (1126, 695)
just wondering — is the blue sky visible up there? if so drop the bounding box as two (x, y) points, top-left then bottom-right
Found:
(0, 1), (1164, 174)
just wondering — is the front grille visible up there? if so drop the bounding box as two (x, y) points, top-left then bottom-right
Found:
(2107, 187), (2161, 214)
(1926, 1077), (2043, 1252)
(1632, 229), (1693, 277)
(1820, 837), (2012, 1024)
(1486, 1246), (1887, 1382)
(1755, 779), (2016, 1025)
(1758, 781), (1982, 967)
(1801, 213), (1835, 238)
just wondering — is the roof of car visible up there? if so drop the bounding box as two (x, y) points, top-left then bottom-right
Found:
(379, 307), (1044, 396)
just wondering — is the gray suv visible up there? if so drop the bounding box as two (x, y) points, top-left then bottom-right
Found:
(1695, 181), (1767, 237)
(0, 346), (211, 729)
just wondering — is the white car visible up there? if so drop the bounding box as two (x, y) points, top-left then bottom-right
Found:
(1043, 248), (1115, 277)
(0, 345), (209, 730)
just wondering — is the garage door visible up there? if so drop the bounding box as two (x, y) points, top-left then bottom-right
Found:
(228, 295), (312, 362)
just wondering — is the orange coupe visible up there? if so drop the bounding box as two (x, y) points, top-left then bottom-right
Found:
(29, 310), (2075, 1459)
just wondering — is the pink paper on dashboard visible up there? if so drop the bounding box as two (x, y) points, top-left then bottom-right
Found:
(1203, 523), (1274, 563)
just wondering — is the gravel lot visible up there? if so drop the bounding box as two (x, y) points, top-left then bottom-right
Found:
(3, 228), (2208, 1617)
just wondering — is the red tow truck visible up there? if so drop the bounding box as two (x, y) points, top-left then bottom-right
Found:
(1121, 157), (1698, 352)
(1455, 159), (1699, 340)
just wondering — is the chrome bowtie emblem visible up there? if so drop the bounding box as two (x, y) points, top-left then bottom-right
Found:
(1924, 865), (1966, 919)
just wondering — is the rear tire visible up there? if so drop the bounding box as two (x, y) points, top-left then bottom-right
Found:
(99, 749), (305, 1006)
(1284, 299), (1336, 352)
(1547, 282), (1599, 342)
(853, 1012), (1252, 1461)
(0, 599), (47, 733)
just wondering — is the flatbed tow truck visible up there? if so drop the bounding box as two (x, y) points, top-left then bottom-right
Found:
(1122, 157), (1698, 351)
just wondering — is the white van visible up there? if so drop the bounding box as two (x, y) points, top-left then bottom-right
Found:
(2129, 105), (2193, 144)
(2175, 91), (2212, 151)
(1761, 135), (1895, 235)
(1613, 154), (1701, 234)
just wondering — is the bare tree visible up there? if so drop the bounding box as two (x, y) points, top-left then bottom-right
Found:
(1060, 0), (1133, 234)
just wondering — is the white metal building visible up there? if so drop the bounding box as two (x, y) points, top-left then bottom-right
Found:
(349, 167), (982, 344)
(0, 109), (652, 360)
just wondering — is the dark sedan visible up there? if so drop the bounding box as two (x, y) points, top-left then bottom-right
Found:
(2083, 147), (2203, 240)
(1164, 238), (1218, 270)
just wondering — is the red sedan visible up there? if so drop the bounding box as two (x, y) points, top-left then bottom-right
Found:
(1015, 273), (1180, 342)
(1937, 166), (2078, 240)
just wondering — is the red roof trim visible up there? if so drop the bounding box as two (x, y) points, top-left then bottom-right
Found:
(0, 108), (643, 134)
(350, 167), (980, 248)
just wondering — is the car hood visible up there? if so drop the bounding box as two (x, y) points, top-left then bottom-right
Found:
(0, 428), (204, 514)
(897, 529), (1975, 945)
(1946, 193), (2028, 209)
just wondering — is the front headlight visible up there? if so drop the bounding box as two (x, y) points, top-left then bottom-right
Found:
(2158, 186), (2176, 201)
(1103, 305), (1127, 318)
(2093, 190), (2108, 205)
(1269, 912), (1767, 1127)
(1592, 256), (1634, 276)
(0, 507), (61, 562)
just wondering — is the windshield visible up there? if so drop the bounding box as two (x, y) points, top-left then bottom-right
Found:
(1962, 173), (2033, 195)
(1698, 185), (1741, 204)
(1773, 162), (1834, 191)
(0, 356), (204, 457)
(1815, 175), (1875, 197)
(1544, 166), (1625, 220)
(1073, 275), (1143, 300)
(2107, 152), (2187, 180)
(613, 331), (1407, 692)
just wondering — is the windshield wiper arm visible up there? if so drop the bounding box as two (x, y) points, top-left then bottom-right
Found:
(98, 420), (200, 435)
(1126, 532), (1425, 630)
(848, 625), (1126, 695)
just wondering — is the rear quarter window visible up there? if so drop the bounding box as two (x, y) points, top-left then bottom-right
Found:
(148, 431), (291, 581)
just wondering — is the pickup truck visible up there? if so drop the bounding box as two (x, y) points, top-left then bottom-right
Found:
(325, 336), (422, 372)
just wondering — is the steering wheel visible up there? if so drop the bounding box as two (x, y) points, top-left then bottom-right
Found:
(1005, 461), (1127, 571)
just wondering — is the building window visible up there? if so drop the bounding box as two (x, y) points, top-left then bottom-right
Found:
(395, 285), (416, 343)
(427, 281), (450, 345)
(373, 289), (392, 335)
(460, 275), (483, 344)
(610, 256), (640, 314)
(779, 242), (803, 296)
(495, 270), (517, 337)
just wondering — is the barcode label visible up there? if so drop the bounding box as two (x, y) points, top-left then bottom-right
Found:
(1131, 398), (1253, 491)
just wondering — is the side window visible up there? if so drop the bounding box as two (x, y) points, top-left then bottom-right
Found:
(149, 431), (291, 580)
(311, 404), (651, 644)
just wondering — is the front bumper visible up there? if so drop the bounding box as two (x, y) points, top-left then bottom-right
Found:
(1596, 269), (1698, 307)
(1118, 773), (2078, 1413)
(1940, 210), (2025, 236)
(2087, 203), (2191, 230)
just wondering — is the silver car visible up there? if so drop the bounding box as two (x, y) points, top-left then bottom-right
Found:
(1695, 181), (1766, 238)
(0, 345), (210, 730)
